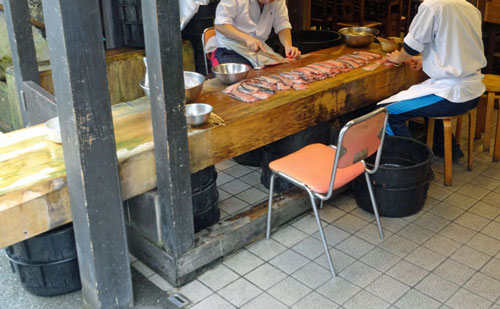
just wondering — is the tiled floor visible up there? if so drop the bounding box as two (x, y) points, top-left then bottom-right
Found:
(134, 113), (500, 309)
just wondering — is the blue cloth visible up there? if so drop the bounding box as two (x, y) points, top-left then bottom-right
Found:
(214, 48), (253, 67)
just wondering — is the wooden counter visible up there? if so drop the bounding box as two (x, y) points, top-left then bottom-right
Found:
(0, 44), (426, 248)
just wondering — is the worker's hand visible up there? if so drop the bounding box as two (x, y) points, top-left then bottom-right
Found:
(245, 36), (266, 52)
(385, 50), (403, 64)
(405, 56), (422, 71)
(285, 46), (301, 59)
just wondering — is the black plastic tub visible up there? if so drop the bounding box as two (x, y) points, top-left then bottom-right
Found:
(352, 136), (433, 217)
(267, 30), (342, 55)
(6, 224), (81, 296)
(191, 166), (220, 232)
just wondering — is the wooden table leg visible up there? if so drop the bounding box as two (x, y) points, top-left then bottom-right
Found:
(483, 92), (495, 152)
(443, 119), (452, 186)
(475, 95), (486, 139)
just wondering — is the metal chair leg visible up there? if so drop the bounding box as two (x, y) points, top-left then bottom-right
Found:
(365, 172), (384, 240)
(266, 173), (276, 240)
(320, 200), (324, 209)
(308, 192), (336, 277)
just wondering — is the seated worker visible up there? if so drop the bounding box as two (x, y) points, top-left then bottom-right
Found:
(212, 0), (301, 68)
(379, 0), (486, 159)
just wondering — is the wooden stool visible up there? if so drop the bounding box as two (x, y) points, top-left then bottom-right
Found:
(475, 74), (500, 157)
(427, 108), (476, 186)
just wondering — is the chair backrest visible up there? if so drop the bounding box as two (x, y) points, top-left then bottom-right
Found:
(202, 27), (216, 76)
(336, 107), (388, 169)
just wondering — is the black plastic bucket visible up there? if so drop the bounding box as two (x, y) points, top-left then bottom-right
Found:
(6, 224), (81, 296)
(267, 30), (342, 55)
(191, 166), (220, 232)
(352, 136), (433, 217)
(261, 123), (331, 193)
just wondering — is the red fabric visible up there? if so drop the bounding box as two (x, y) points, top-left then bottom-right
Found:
(210, 49), (219, 68)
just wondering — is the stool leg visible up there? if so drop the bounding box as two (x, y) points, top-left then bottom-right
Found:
(443, 119), (453, 186)
(483, 92), (495, 152)
(475, 96), (486, 139)
(455, 116), (463, 145)
(468, 109), (476, 171)
(427, 119), (435, 149)
(494, 103), (500, 162)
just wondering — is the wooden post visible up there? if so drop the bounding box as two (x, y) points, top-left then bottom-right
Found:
(41, 0), (133, 307)
(141, 0), (195, 256)
(3, 0), (41, 126)
(100, 0), (124, 49)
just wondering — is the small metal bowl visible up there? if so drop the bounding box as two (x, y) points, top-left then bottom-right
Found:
(139, 71), (206, 103)
(339, 27), (380, 48)
(212, 63), (250, 85)
(379, 36), (403, 53)
(185, 103), (213, 126)
(45, 117), (62, 143)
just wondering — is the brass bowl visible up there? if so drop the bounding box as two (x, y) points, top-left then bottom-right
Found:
(339, 27), (380, 48)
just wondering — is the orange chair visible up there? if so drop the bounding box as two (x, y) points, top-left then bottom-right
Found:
(265, 108), (388, 277)
(202, 27), (217, 76)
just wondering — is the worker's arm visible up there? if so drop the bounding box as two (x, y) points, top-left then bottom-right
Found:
(278, 28), (301, 58)
(215, 24), (266, 52)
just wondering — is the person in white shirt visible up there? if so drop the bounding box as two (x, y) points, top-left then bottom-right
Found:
(379, 0), (486, 159)
(212, 0), (301, 68)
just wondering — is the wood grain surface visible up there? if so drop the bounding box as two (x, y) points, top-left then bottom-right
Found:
(0, 44), (426, 248)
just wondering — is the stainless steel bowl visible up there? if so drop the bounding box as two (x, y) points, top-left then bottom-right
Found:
(185, 103), (213, 126)
(212, 63), (250, 85)
(339, 27), (380, 48)
(139, 71), (206, 103)
(45, 117), (62, 143)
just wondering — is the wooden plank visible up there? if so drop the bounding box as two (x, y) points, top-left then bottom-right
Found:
(128, 188), (312, 287)
(3, 0), (41, 126)
(41, 0), (133, 307)
(22, 81), (57, 125)
(0, 45), (426, 249)
(141, 0), (195, 256)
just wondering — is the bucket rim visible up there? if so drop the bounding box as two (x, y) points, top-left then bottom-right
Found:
(367, 136), (433, 171)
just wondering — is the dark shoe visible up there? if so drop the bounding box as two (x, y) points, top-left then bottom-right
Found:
(433, 145), (464, 162)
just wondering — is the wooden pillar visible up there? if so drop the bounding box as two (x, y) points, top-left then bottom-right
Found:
(100, 0), (124, 49)
(3, 0), (41, 126)
(141, 0), (195, 256)
(41, 0), (133, 307)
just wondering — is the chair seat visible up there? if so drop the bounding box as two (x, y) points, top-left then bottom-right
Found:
(484, 74), (500, 93)
(269, 143), (365, 194)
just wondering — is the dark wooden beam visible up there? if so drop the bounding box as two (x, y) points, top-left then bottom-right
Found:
(22, 81), (57, 125)
(3, 0), (41, 127)
(41, 0), (133, 307)
(141, 0), (195, 257)
(100, 0), (124, 49)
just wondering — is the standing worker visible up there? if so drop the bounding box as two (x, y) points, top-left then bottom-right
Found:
(379, 0), (486, 159)
(212, 0), (301, 68)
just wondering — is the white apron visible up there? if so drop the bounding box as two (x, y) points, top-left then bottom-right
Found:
(377, 72), (485, 105)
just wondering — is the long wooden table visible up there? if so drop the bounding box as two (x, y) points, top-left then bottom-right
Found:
(0, 44), (426, 248)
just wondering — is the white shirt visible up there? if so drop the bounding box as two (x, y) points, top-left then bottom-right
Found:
(379, 0), (486, 105)
(214, 0), (292, 49)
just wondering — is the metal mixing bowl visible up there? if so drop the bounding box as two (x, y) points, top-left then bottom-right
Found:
(45, 117), (62, 143)
(339, 27), (380, 48)
(212, 63), (250, 85)
(378, 36), (403, 53)
(139, 71), (206, 103)
(185, 103), (213, 126)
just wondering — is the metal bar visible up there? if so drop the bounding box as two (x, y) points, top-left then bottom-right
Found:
(141, 0), (195, 257)
(22, 81), (57, 125)
(41, 0), (133, 307)
(3, 0), (41, 126)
